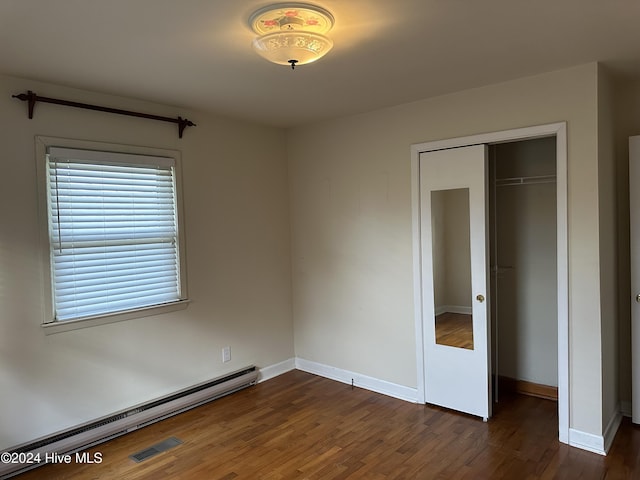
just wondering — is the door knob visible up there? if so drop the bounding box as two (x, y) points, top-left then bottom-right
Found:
(636, 293), (640, 303)
(476, 294), (485, 303)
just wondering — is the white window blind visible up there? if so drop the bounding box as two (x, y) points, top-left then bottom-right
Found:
(47, 147), (182, 321)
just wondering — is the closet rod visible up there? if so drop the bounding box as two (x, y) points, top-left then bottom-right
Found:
(496, 174), (556, 187)
(12, 90), (196, 138)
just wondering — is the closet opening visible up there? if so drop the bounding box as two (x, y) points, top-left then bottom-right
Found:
(412, 122), (568, 440)
(488, 137), (558, 410)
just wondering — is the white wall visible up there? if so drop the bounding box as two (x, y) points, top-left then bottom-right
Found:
(0, 74), (294, 450)
(288, 63), (607, 436)
(443, 190), (472, 310)
(597, 66), (619, 431)
(432, 189), (472, 312)
(613, 77), (640, 413)
(431, 191), (446, 309)
(614, 90), (632, 413)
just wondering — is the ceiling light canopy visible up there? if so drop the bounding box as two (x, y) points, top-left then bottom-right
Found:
(248, 3), (335, 70)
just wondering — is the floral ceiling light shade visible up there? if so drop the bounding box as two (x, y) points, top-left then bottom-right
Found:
(248, 3), (335, 69)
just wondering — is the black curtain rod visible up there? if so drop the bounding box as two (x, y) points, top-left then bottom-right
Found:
(12, 90), (196, 139)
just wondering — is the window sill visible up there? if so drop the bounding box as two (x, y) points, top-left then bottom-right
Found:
(42, 300), (190, 335)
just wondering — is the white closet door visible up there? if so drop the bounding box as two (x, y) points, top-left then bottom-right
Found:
(419, 145), (491, 420)
(630, 135), (640, 424)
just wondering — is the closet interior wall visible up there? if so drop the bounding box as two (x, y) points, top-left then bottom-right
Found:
(489, 137), (558, 398)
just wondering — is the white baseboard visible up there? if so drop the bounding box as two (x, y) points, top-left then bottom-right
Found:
(603, 409), (623, 453)
(258, 358), (296, 383)
(569, 428), (606, 455)
(621, 400), (632, 418)
(295, 357), (418, 403)
(570, 409), (621, 456)
(435, 305), (472, 316)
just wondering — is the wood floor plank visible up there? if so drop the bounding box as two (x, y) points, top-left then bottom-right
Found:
(11, 370), (640, 479)
(435, 312), (474, 349)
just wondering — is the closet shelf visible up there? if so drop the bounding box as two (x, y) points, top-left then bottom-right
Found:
(496, 174), (556, 187)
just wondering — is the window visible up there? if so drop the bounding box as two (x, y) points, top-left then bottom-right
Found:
(37, 139), (188, 332)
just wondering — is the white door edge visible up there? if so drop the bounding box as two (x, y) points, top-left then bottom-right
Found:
(629, 135), (640, 424)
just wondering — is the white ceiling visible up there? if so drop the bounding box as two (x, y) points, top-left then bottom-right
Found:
(1, 0), (639, 127)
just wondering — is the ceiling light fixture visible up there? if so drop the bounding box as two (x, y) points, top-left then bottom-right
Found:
(248, 3), (335, 70)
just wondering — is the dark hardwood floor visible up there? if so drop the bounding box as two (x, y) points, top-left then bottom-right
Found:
(435, 312), (474, 349)
(13, 370), (640, 479)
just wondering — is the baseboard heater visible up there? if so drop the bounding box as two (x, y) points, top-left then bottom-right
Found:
(0, 366), (258, 479)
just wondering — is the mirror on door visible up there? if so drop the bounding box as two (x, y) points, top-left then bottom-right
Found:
(431, 188), (474, 350)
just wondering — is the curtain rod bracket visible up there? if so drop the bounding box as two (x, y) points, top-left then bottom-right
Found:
(12, 90), (37, 119)
(12, 90), (196, 139)
(177, 117), (195, 139)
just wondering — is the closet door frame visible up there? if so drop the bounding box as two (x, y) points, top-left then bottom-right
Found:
(410, 122), (568, 444)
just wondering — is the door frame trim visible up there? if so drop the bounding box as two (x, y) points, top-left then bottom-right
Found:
(410, 122), (568, 444)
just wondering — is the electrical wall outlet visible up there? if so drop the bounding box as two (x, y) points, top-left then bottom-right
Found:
(222, 346), (231, 363)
